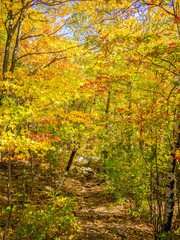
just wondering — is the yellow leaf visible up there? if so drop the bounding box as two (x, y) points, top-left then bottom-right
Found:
(116, 0), (123, 4)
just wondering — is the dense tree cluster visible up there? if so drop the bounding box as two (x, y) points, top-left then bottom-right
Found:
(0, 0), (179, 239)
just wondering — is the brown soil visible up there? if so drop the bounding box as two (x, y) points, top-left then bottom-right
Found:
(0, 161), (155, 240)
(60, 176), (155, 240)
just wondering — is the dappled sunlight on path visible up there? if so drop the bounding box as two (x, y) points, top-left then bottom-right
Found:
(61, 177), (154, 240)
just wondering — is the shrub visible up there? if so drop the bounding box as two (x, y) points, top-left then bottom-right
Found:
(13, 195), (79, 240)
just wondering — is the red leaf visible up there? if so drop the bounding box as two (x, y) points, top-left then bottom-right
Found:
(174, 17), (180, 23)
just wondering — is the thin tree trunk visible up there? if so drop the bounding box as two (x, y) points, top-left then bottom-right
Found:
(105, 91), (111, 115)
(26, 151), (36, 202)
(7, 153), (12, 205)
(150, 164), (153, 224)
(3, 204), (13, 240)
(3, 0), (14, 78)
(26, 173), (37, 203)
(57, 149), (77, 191)
(10, 14), (25, 73)
(176, 167), (180, 213)
(22, 164), (26, 210)
(163, 156), (176, 232)
(163, 110), (180, 232)
(154, 142), (162, 233)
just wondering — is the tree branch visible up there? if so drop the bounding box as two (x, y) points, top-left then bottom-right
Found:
(16, 43), (84, 61)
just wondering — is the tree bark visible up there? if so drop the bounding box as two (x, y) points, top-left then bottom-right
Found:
(3, 204), (13, 240)
(163, 156), (176, 232)
(10, 12), (25, 73)
(57, 149), (77, 191)
(163, 110), (180, 232)
(3, 0), (14, 78)
(7, 152), (12, 205)
(105, 91), (111, 115)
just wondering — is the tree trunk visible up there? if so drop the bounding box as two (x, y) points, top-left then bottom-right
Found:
(176, 167), (180, 213)
(163, 156), (176, 232)
(105, 91), (111, 115)
(3, 204), (13, 240)
(163, 110), (180, 232)
(7, 154), (11, 205)
(57, 149), (77, 191)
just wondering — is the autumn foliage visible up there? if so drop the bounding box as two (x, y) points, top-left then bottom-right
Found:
(0, 0), (180, 239)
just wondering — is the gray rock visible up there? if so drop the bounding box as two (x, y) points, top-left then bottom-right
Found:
(108, 227), (126, 238)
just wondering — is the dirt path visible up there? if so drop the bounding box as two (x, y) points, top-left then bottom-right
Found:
(0, 161), (155, 239)
(62, 177), (154, 240)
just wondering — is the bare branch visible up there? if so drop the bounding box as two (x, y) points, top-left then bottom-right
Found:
(16, 43), (84, 61)
(141, 0), (174, 16)
(29, 56), (67, 75)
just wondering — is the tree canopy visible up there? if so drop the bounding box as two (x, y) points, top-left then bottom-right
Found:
(0, 0), (180, 239)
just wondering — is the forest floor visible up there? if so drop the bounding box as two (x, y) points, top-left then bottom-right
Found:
(60, 175), (155, 240)
(0, 158), (155, 240)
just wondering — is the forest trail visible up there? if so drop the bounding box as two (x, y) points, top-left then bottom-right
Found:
(0, 160), (154, 240)
(61, 174), (154, 240)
